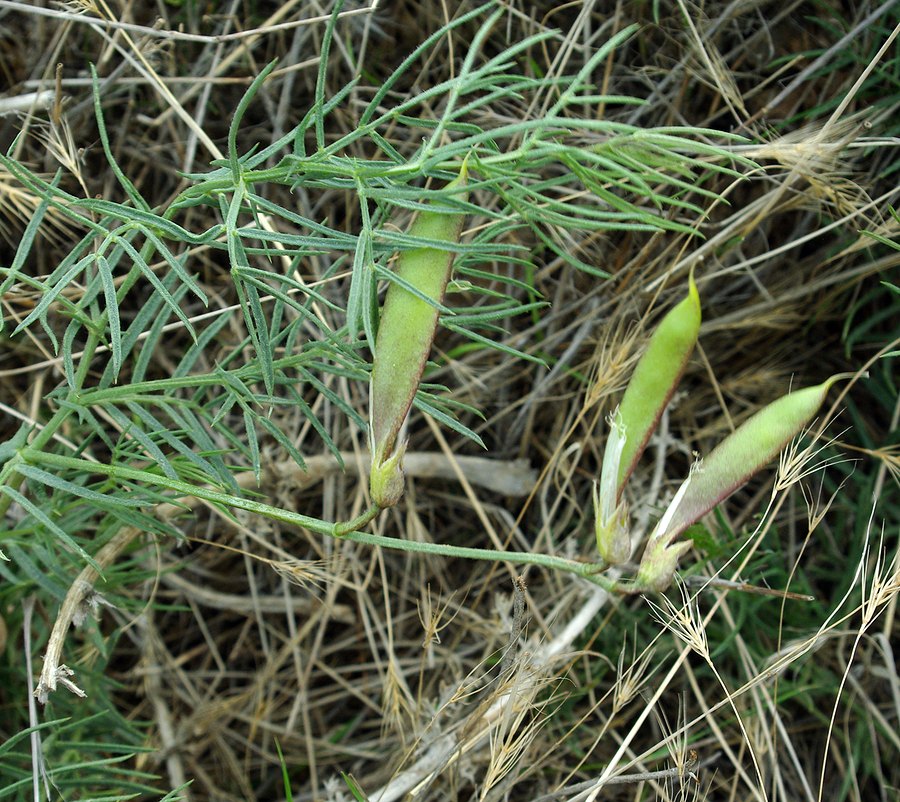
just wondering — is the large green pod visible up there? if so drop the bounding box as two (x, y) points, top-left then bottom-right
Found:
(369, 164), (469, 507)
(613, 274), (701, 499)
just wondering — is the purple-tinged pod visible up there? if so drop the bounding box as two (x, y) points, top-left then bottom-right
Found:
(636, 376), (840, 591)
(369, 163), (469, 507)
(635, 470), (697, 591)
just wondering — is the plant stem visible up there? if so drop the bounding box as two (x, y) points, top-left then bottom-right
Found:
(24, 449), (338, 536)
(23, 449), (621, 590)
(337, 527), (617, 589)
(333, 505), (381, 535)
(0, 326), (105, 520)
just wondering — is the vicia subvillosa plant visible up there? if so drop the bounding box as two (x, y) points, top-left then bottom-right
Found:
(596, 273), (841, 591)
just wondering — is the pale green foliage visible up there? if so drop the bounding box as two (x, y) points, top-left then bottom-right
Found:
(0, 5), (749, 558)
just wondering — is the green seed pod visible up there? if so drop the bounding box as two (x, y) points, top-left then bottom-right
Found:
(636, 376), (839, 591)
(369, 163), (469, 507)
(613, 272), (701, 499)
(661, 377), (839, 542)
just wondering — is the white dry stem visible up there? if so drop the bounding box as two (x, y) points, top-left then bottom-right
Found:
(648, 177), (899, 310)
(33, 527), (134, 703)
(775, 425), (850, 495)
(533, 756), (700, 802)
(33, 449), (531, 703)
(0, 402), (94, 465)
(611, 644), (657, 715)
(275, 452), (538, 497)
(21, 0), (338, 326)
(675, 0), (747, 124)
(136, 614), (191, 800)
(643, 585), (765, 801)
(0, 91), (54, 115)
(0, 0), (378, 45)
(818, 510), (899, 800)
(844, 634), (900, 756)
(757, 2), (900, 120)
(358, 393), (699, 800)
(160, 566), (355, 622)
(608, 522), (882, 802)
(23, 598), (49, 802)
(479, 665), (550, 800)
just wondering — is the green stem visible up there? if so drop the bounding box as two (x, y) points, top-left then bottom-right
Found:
(24, 449), (337, 537)
(338, 528), (617, 589)
(333, 505), (381, 536)
(23, 449), (619, 590)
(0, 325), (105, 520)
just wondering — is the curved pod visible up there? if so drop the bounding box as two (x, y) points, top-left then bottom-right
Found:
(613, 273), (701, 498)
(637, 377), (839, 591)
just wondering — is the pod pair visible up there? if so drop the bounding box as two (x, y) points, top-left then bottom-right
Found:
(597, 274), (838, 591)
